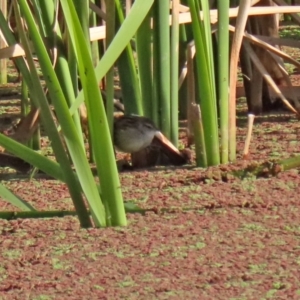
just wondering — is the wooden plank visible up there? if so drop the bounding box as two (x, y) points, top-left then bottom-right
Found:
(2, 6), (300, 59)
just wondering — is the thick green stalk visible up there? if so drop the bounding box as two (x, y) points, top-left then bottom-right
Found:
(21, 79), (29, 117)
(170, 0), (180, 147)
(31, 126), (41, 151)
(116, 46), (143, 116)
(102, 0), (116, 218)
(154, 0), (171, 137)
(136, 10), (153, 118)
(187, 0), (220, 166)
(115, 0), (143, 116)
(105, 0), (115, 134)
(152, 2), (160, 126)
(217, 0), (230, 164)
(20, 78), (31, 152)
(67, 36), (79, 93)
(178, 24), (189, 121)
(73, 1), (90, 44)
(89, 0), (100, 68)
(82, 0), (97, 164)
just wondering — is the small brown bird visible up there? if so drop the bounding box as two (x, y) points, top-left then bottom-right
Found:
(113, 114), (190, 168)
(113, 115), (159, 153)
